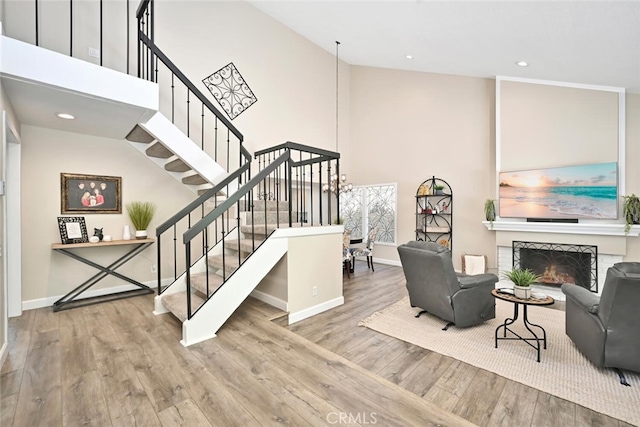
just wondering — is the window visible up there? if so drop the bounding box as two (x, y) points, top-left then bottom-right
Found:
(340, 183), (396, 244)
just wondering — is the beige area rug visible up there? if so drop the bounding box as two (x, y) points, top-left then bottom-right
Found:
(359, 297), (640, 426)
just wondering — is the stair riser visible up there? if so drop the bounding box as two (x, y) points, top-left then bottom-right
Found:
(243, 200), (290, 212)
(207, 255), (241, 273)
(245, 211), (300, 225)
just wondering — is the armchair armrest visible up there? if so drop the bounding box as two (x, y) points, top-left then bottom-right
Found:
(561, 283), (599, 314)
(458, 273), (499, 289)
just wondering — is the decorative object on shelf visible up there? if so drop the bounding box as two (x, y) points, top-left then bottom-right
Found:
(126, 201), (157, 239)
(122, 225), (131, 241)
(89, 236), (100, 243)
(60, 173), (122, 214)
(502, 268), (541, 299)
(103, 234), (112, 242)
(415, 176), (453, 252)
(93, 227), (104, 241)
(322, 41), (353, 195)
(202, 62), (257, 120)
(438, 239), (450, 248)
(484, 199), (496, 228)
(57, 216), (88, 244)
(622, 194), (640, 234)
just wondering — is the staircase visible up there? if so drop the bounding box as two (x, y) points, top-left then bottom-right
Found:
(134, 0), (342, 346)
(125, 112), (232, 196)
(155, 200), (306, 345)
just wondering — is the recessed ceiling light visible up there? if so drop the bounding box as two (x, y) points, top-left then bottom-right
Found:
(405, 55), (413, 60)
(56, 113), (75, 120)
(516, 61), (529, 67)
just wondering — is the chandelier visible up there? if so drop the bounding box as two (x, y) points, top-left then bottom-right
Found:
(323, 40), (352, 194)
(323, 173), (353, 194)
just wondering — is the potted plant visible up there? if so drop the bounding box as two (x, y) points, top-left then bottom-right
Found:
(126, 201), (157, 239)
(623, 194), (640, 234)
(434, 184), (445, 195)
(484, 199), (496, 228)
(502, 268), (540, 299)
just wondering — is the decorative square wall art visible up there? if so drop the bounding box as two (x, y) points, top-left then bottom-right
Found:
(61, 173), (122, 214)
(202, 62), (257, 120)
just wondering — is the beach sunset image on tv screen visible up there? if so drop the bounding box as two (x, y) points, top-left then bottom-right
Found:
(499, 162), (618, 220)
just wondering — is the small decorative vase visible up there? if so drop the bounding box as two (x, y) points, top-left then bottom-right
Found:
(123, 225), (131, 241)
(135, 230), (148, 239)
(513, 285), (531, 299)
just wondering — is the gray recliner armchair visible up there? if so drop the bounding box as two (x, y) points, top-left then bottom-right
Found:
(397, 241), (498, 329)
(561, 262), (640, 385)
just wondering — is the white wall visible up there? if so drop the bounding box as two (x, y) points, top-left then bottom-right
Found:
(20, 125), (194, 303)
(152, 1), (350, 160)
(349, 66), (496, 269)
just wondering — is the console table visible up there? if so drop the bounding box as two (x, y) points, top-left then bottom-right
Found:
(51, 238), (155, 312)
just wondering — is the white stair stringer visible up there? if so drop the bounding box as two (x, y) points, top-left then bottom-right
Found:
(127, 111), (235, 195)
(180, 234), (288, 347)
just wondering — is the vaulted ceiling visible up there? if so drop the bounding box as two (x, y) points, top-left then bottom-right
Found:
(250, 1), (640, 93)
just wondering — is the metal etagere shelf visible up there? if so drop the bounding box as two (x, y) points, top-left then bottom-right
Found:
(415, 176), (453, 253)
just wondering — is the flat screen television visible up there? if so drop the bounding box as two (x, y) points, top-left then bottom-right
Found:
(499, 162), (618, 220)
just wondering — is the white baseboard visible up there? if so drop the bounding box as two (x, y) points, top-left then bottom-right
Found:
(250, 289), (288, 312)
(21, 279), (166, 311)
(288, 296), (344, 325)
(352, 257), (402, 267)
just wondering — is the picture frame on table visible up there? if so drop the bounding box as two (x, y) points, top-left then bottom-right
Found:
(61, 173), (122, 214)
(57, 216), (89, 244)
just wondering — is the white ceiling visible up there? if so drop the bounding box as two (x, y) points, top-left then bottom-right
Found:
(249, 0), (640, 93)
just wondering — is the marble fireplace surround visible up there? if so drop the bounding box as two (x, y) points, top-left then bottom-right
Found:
(483, 220), (640, 301)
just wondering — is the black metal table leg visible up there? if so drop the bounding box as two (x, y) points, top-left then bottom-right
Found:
(52, 240), (155, 312)
(492, 289), (554, 362)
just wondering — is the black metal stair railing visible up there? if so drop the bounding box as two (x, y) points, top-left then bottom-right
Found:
(178, 142), (340, 320)
(136, 0), (244, 174)
(17, 0), (132, 72)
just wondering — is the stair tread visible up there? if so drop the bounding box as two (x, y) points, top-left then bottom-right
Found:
(182, 174), (208, 185)
(162, 291), (205, 322)
(125, 125), (155, 143)
(225, 238), (265, 253)
(190, 272), (224, 297)
(240, 222), (305, 234)
(165, 158), (191, 172)
(146, 142), (174, 159)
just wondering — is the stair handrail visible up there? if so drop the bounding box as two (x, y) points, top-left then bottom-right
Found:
(255, 141), (340, 159)
(155, 145), (251, 236)
(137, 33), (243, 143)
(184, 152), (290, 244)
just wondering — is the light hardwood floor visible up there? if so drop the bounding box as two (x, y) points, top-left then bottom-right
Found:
(0, 262), (633, 426)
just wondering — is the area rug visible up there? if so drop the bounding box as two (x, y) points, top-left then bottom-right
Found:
(359, 297), (640, 426)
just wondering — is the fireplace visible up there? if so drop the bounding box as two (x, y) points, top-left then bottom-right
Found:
(512, 241), (598, 293)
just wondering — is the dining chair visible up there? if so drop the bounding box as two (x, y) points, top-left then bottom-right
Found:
(350, 227), (378, 272)
(342, 229), (352, 278)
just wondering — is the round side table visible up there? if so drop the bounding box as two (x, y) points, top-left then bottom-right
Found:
(491, 288), (555, 362)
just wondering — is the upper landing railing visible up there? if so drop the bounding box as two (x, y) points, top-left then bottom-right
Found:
(8, 0), (246, 176)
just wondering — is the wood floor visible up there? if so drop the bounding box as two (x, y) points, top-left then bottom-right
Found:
(0, 262), (633, 426)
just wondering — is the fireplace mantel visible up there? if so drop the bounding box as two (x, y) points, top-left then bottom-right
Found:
(483, 221), (640, 237)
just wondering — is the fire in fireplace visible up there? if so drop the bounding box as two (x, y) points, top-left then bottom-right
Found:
(512, 241), (598, 292)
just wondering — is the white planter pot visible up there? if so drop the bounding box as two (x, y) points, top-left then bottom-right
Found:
(135, 230), (148, 239)
(513, 285), (532, 300)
